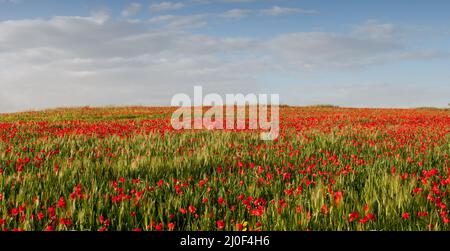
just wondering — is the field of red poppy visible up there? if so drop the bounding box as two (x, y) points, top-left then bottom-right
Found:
(0, 106), (449, 231)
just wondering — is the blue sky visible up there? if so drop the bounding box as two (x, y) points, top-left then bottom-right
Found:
(0, 0), (449, 112)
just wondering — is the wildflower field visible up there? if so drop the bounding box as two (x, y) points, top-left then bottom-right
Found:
(0, 106), (449, 231)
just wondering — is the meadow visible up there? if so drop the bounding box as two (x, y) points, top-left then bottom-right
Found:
(0, 106), (449, 231)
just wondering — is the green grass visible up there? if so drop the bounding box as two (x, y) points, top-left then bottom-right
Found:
(0, 107), (449, 231)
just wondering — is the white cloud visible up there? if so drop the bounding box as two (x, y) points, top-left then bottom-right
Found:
(259, 6), (317, 16)
(163, 14), (208, 29)
(282, 82), (450, 108)
(219, 5), (317, 19)
(0, 0), (21, 3)
(266, 20), (449, 70)
(0, 14), (448, 112)
(121, 3), (142, 17)
(267, 32), (401, 69)
(221, 0), (266, 3)
(0, 13), (269, 112)
(352, 19), (400, 42)
(149, 2), (185, 13)
(221, 9), (252, 19)
(129, 14), (209, 29)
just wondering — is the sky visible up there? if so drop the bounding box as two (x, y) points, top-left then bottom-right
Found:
(0, 0), (449, 112)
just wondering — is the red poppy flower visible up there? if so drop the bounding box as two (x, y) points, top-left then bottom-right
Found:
(99, 215), (105, 224)
(391, 167), (396, 174)
(250, 209), (264, 217)
(37, 212), (45, 221)
(11, 208), (19, 216)
(334, 191), (343, 204)
(348, 212), (359, 222)
(363, 204), (369, 212)
(198, 177), (209, 186)
(59, 218), (71, 226)
(358, 217), (369, 224)
(417, 212), (428, 218)
(58, 197), (66, 208)
(216, 220), (225, 230)
(321, 205), (329, 215)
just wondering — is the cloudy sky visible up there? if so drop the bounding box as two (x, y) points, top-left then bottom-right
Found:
(1, 0), (449, 112)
